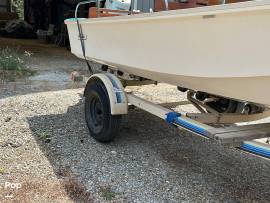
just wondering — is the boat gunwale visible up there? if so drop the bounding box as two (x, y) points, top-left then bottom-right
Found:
(65, 0), (270, 24)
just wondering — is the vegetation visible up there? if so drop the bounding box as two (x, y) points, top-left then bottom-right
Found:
(37, 130), (51, 143)
(100, 186), (118, 201)
(0, 47), (36, 81)
(13, 0), (24, 19)
(38, 131), (50, 140)
(0, 167), (5, 174)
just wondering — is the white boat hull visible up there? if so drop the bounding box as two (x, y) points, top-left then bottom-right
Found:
(65, 1), (270, 106)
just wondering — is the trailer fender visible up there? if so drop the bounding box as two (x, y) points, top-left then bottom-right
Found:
(84, 73), (128, 115)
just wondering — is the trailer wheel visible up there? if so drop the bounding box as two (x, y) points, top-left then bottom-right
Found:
(85, 78), (121, 142)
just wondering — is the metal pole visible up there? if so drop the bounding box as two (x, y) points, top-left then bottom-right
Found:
(74, 1), (95, 74)
(131, 0), (134, 11)
(75, 1), (94, 18)
(164, 0), (169, 11)
(97, 0), (100, 17)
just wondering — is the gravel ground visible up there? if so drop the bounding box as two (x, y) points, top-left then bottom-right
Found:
(1, 85), (270, 202)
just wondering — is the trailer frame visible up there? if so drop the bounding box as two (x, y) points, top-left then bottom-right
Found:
(83, 73), (270, 159)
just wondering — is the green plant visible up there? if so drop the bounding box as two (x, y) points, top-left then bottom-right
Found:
(13, 0), (24, 19)
(0, 167), (5, 175)
(37, 130), (50, 141)
(0, 47), (36, 81)
(100, 186), (118, 201)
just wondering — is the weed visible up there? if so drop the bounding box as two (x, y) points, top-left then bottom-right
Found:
(37, 130), (51, 142)
(0, 47), (36, 81)
(0, 167), (5, 175)
(100, 186), (118, 201)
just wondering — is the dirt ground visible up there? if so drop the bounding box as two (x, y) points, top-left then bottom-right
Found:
(0, 38), (87, 98)
(0, 39), (270, 202)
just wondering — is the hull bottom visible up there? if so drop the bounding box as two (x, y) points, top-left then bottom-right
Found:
(82, 56), (270, 106)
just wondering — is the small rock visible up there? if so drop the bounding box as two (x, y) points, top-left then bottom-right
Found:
(45, 138), (51, 144)
(5, 117), (12, 122)
(70, 71), (83, 82)
(0, 140), (22, 148)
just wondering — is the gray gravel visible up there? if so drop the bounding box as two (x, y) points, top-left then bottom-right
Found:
(1, 86), (270, 202)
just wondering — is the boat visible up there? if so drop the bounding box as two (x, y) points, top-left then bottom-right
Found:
(65, 0), (270, 106)
(65, 1), (270, 159)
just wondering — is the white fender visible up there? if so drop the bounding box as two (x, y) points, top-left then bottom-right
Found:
(86, 73), (128, 115)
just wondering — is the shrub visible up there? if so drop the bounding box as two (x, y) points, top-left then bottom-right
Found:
(13, 0), (24, 19)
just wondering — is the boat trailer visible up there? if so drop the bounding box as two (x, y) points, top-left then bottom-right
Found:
(83, 73), (270, 160)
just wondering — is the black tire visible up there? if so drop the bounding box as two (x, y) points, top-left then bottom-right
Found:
(85, 78), (121, 142)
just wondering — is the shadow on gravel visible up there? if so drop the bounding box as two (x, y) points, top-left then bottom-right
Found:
(27, 97), (270, 202)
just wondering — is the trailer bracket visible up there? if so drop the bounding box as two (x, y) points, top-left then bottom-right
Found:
(165, 112), (181, 124)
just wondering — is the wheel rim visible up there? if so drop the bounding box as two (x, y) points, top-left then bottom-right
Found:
(87, 94), (104, 134)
